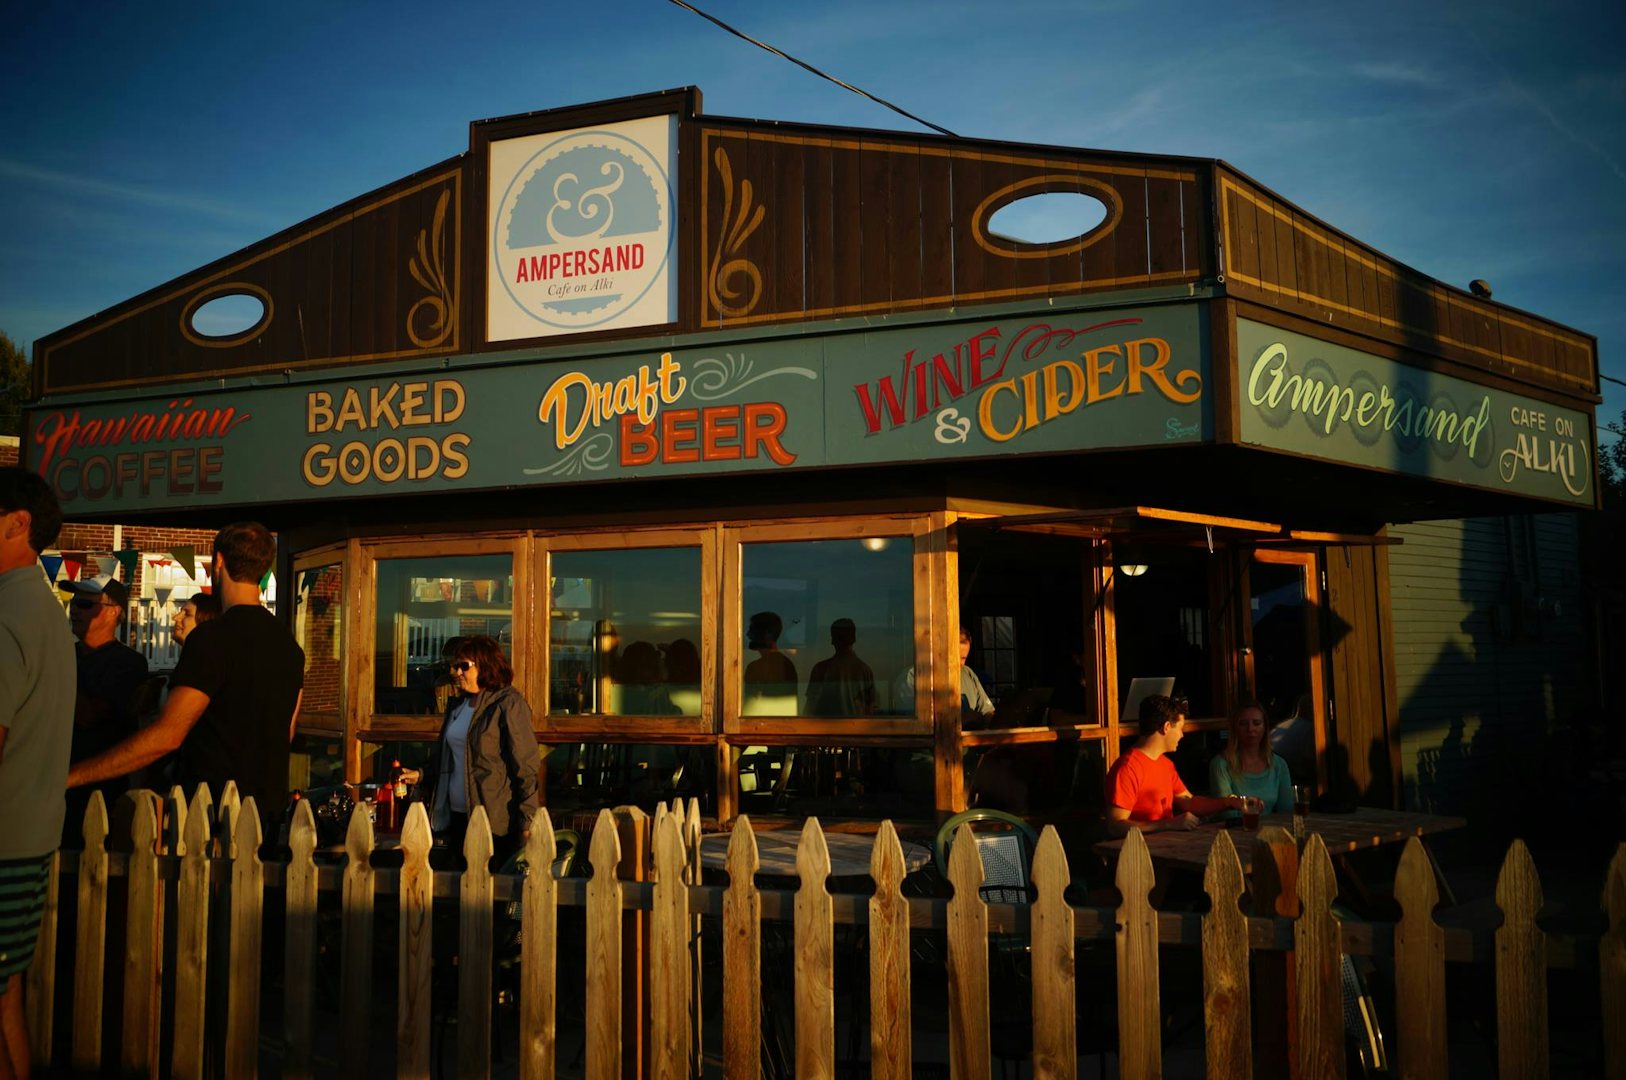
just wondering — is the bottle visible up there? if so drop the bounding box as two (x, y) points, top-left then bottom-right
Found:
(377, 766), (396, 832)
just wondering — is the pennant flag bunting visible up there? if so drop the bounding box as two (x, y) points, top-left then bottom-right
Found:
(259, 569), (273, 590)
(39, 554), (63, 581)
(62, 559), (83, 581)
(169, 546), (195, 580)
(300, 568), (321, 594)
(114, 550), (142, 578)
(95, 556), (118, 578)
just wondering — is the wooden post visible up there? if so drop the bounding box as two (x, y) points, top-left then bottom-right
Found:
(795, 818), (835, 1077)
(283, 798), (319, 1079)
(459, 808), (495, 1080)
(587, 808), (625, 1080)
(1294, 835), (1343, 1080)
(217, 781), (241, 858)
(1115, 827), (1161, 1079)
(23, 848), (59, 1069)
(722, 817), (761, 1080)
(1031, 826), (1077, 1079)
(1251, 825), (1299, 1080)
(946, 822), (990, 1079)
(869, 821), (913, 1080)
(172, 786), (214, 1080)
(224, 799), (264, 1080)
(1394, 837), (1447, 1080)
(1202, 829), (1251, 1080)
(1602, 844), (1626, 1080)
(338, 803), (376, 1077)
(1495, 839), (1548, 1079)
(520, 812), (559, 1080)
(650, 811), (691, 1080)
(397, 803), (433, 1080)
(120, 792), (163, 1077)
(72, 792), (110, 1074)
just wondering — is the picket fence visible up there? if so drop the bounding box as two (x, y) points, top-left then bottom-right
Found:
(23, 785), (1626, 1079)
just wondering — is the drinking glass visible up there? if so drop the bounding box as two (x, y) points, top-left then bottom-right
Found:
(1293, 784), (1311, 842)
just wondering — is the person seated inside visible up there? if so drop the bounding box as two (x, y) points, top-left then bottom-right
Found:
(1209, 698), (1294, 817)
(1105, 694), (1245, 834)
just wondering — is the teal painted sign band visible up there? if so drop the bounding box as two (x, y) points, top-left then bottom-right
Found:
(1237, 319), (1594, 506)
(27, 302), (1210, 515)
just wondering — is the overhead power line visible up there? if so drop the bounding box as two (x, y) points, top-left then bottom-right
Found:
(666, 0), (958, 138)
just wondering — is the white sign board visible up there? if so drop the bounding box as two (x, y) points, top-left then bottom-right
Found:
(487, 114), (677, 342)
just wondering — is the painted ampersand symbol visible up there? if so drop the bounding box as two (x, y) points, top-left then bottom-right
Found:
(934, 408), (971, 444)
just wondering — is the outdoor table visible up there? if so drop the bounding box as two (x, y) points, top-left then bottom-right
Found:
(1092, 806), (1466, 875)
(699, 830), (931, 880)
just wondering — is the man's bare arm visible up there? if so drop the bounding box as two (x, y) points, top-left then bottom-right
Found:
(289, 690), (304, 742)
(1104, 804), (1199, 836)
(1175, 793), (1243, 818)
(66, 687), (210, 788)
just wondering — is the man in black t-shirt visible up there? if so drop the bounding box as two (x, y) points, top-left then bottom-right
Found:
(67, 522), (304, 822)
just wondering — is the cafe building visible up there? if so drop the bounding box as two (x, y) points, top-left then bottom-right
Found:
(25, 88), (1600, 827)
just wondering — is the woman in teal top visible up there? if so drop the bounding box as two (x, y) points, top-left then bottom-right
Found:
(1209, 700), (1294, 817)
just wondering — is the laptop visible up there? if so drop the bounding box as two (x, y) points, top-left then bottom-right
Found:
(1120, 676), (1176, 726)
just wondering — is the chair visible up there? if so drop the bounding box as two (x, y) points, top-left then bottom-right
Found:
(932, 809), (1039, 903)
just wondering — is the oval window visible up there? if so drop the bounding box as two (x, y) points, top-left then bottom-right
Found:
(189, 292), (267, 339)
(987, 192), (1110, 246)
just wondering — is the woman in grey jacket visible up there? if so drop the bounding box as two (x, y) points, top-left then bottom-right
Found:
(399, 634), (541, 862)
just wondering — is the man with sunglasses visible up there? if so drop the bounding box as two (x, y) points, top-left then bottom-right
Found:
(0, 466), (75, 1080)
(57, 576), (148, 844)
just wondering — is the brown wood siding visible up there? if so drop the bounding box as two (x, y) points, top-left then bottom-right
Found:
(38, 165), (463, 395)
(1218, 167), (1598, 400)
(697, 125), (1206, 329)
(1323, 545), (1400, 808)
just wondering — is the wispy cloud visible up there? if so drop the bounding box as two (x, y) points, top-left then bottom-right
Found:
(0, 159), (281, 228)
(1499, 79), (1626, 186)
(1351, 61), (1441, 87)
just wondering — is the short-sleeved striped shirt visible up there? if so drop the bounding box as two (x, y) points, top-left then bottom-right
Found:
(0, 853), (52, 978)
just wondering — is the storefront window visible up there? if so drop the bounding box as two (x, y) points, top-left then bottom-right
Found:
(1250, 557), (1314, 723)
(736, 744), (933, 819)
(295, 563), (344, 713)
(548, 547), (703, 716)
(1113, 547), (1216, 720)
(739, 539), (914, 717)
(374, 554), (513, 714)
(543, 741), (716, 815)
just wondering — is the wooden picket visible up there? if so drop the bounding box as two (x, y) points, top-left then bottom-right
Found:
(1294, 834), (1344, 1080)
(30, 786), (1621, 1079)
(586, 807), (624, 1080)
(121, 793), (162, 1076)
(71, 791), (109, 1073)
(683, 797), (705, 1078)
(397, 803), (434, 1080)
(459, 808), (496, 1080)
(172, 785), (213, 1080)
(722, 815), (761, 1080)
(520, 811), (559, 1080)
(283, 798), (318, 1079)
(650, 810), (691, 1080)
(1030, 826), (1077, 1079)
(1394, 836), (1447, 1080)
(1495, 839), (1548, 1080)
(1115, 827), (1160, 1078)
(338, 801), (376, 1077)
(1201, 828), (1250, 1080)
(224, 799), (264, 1080)
(868, 820), (912, 1080)
(946, 821), (991, 1079)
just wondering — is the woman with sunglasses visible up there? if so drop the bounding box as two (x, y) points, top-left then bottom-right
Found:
(1208, 698), (1293, 819)
(398, 634), (541, 860)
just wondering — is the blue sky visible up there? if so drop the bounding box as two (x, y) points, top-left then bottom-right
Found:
(3, 0), (1622, 437)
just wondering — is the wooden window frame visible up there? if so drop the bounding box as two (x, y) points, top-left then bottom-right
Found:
(1244, 546), (1328, 786)
(533, 526), (718, 740)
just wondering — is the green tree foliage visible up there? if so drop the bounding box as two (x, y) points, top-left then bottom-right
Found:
(0, 331), (28, 438)
(1603, 408), (1626, 510)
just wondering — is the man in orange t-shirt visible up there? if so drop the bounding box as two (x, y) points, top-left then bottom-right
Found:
(1105, 694), (1243, 834)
